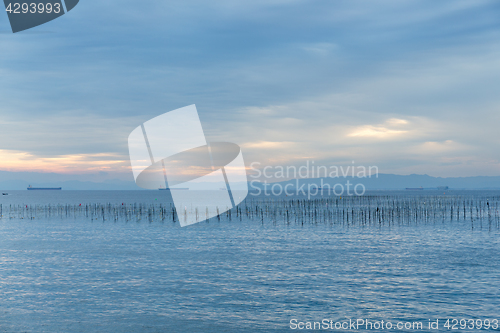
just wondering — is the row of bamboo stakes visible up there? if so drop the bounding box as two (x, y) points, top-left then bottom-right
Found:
(1, 195), (499, 229)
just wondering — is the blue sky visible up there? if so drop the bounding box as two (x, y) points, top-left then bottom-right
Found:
(1, 0), (500, 182)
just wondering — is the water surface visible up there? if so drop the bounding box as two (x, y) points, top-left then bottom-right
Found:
(0, 191), (499, 332)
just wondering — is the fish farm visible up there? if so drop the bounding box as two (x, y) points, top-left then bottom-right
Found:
(2, 194), (500, 230)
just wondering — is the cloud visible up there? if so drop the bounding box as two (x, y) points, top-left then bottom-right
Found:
(348, 118), (410, 139)
(1, 0), (500, 179)
(0, 149), (129, 174)
(242, 141), (296, 149)
(412, 140), (469, 155)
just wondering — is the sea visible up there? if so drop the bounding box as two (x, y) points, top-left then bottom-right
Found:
(0, 190), (499, 332)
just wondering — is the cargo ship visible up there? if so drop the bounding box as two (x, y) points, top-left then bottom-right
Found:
(405, 187), (424, 190)
(27, 185), (62, 190)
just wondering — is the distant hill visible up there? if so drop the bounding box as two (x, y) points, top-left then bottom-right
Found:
(248, 174), (500, 190)
(0, 179), (140, 191)
(2, 170), (500, 190)
(0, 170), (138, 190)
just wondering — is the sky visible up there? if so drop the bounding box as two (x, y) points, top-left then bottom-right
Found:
(1, 0), (500, 185)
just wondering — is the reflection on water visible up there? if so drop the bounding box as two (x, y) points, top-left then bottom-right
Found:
(0, 191), (499, 332)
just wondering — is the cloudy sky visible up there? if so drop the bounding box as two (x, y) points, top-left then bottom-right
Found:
(1, 0), (500, 183)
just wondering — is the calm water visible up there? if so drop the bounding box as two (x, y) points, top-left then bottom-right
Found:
(0, 191), (499, 332)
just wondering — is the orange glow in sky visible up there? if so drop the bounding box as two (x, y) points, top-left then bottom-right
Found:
(0, 149), (130, 174)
